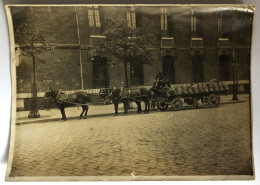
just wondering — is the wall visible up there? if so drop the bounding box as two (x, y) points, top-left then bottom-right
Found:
(12, 5), (253, 94)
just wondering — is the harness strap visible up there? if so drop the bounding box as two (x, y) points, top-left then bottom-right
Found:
(51, 91), (88, 106)
(54, 91), (61, 102)
(54, 91), (68, 103)
(61, 101), (88, 106)
(65, 94), (69, 102)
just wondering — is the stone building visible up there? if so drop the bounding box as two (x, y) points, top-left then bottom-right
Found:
(11, 5), (253, 97)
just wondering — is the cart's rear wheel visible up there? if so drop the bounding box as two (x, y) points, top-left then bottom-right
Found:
(157, 100), (168, 111)
(208, 94), (220, 108)
(171, 98), (183, 111)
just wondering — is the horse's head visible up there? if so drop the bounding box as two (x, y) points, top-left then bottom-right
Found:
(44, 88), (52, 100)
(44, 88), (58, 100)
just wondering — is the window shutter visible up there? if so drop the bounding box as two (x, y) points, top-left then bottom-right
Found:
(196, 13), (203, 36)
(135, 12), (142, 28)
(168, 14), (174, 37)
(99, 7), (105, 33)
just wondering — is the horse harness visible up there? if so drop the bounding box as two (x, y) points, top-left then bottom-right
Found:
(119, 87), (148, 102)
(54, 91), (68, 104)
(54, 91), (88, 106)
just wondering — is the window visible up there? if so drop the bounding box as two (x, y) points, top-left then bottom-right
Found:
(160, 8), (174, 37)
(191, 10), (202, 36)
(237, 11), (253, 38)
(218, 12), (232, 39)
(126, 6), (142, 29)
(88, 10), (94, 27)
(191, 10), (197, 32)
(161, 8), (167, 30)
(127, 11), (136, 28)
(92, 56), (108, 88)
(88, 6), (101, 28)
(218, 13), (223, 33)
(94, 10), (101, 27)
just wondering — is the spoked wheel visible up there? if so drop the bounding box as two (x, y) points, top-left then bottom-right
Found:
(171, 98), (183, 111)
(157, 100), (168, 111)
(208, 94), (220, 108)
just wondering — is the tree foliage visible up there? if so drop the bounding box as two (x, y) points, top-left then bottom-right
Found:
(15, 18), (54, 62)
(93, 17), (155, 66)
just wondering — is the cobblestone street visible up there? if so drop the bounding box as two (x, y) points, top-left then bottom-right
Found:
(10, 94), (253, 177)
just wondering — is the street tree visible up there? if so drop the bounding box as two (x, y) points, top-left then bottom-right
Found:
(15, 18), (54, 118)
(93, 17), (155, 88)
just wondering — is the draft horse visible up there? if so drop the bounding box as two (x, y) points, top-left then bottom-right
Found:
(44, 88), (90, 121)
(111, 87), (151, 115)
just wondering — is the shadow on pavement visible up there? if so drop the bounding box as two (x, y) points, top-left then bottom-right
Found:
(16, 110), (144, 125)
(16, 99), (249, 125)
(148, 99), (249, 113)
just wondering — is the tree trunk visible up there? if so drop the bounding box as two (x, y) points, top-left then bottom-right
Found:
(124, 61), (129, 88)
(28, 55), (40, 118)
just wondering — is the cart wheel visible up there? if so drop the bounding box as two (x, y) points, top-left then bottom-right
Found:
(171, 98), (183, 111)
(157, 100), (168, 111)
(208, 94), (220, 108)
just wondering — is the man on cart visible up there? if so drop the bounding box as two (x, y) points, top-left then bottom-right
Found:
(152, 69), (171, 98)
(152, 69), (170, 89)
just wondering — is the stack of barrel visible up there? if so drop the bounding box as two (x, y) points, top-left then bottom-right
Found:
(169, 81), (229, 96)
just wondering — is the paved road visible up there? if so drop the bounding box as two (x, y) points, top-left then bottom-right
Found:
(10, 95), (253, 177)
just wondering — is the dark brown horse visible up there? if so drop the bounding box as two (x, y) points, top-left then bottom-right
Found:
(44, 88), (90, 121)
(111, 87), (151, 115)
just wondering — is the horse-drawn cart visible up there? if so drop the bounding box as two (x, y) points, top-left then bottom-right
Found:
(151, 80), (229, 111)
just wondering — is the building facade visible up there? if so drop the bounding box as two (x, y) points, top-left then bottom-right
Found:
(11, 5), (253, 94)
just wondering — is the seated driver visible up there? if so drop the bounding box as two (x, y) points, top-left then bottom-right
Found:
(152, 69), (165, 89)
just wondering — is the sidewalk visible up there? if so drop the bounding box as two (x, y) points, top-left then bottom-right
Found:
(15, 94), (250, 125)
(219, 93), (250, 104)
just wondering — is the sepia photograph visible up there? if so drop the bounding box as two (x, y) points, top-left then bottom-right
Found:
(5, 4), (255, 181)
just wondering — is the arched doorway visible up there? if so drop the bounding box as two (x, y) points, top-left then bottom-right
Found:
(219, 55), (230, 81)
(192, 55), (204, 83)
(130, 62), (144, 86)
(163, 55), (175, 83)
(92, 56), (109, 88)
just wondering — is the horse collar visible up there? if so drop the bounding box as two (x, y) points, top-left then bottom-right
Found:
(54, 91), (69, 103)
